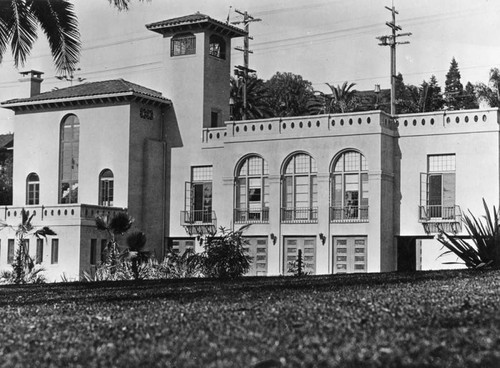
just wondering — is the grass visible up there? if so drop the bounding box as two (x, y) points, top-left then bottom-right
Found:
(1, 270), (500, 368)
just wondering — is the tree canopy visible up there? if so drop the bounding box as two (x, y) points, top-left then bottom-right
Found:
(264, 72), (315, 117)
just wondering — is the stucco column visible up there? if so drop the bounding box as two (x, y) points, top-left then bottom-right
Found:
(268, 174), (282, 274)
(316, 173), (331, 274)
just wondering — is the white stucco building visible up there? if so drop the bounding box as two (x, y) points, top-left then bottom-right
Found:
(0, 13), (498, 281)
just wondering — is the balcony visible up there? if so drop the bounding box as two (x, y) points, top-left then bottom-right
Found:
(234, 208), (269, 224)
(330, 206), (369, 223)
(180, 210), (217, 235)
(281, 207), (318, 223)
(418, 205), (462, 234)
(0, 204), (127, 225)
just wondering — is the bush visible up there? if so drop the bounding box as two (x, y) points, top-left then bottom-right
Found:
(200, 225), (252, 279)
(437, 199), (500, 269)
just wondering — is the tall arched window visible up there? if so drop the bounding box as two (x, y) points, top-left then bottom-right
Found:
(60, 114), (79, 204)
(331, 150), (368, 221)
(99, 169), (114, 206)
(26, 173), (40, 205)
(282, 153), (317, 222)
(234, 155), (269, 223)
(209, 34), (226, 59)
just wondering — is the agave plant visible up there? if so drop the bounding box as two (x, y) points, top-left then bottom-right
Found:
(437, 199), (500, 269)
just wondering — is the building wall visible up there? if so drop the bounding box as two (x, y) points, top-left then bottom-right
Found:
(12, 104), (131, 207)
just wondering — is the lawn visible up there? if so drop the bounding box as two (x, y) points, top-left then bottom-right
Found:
(1, 270), (499, 368)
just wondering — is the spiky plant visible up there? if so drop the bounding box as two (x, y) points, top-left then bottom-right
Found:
(95, 212), (134, 275)
(124, 231), (149, 280)
(437, 199), (500, 269)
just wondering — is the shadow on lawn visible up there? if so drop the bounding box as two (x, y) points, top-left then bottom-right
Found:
(0, 269), (491, 308)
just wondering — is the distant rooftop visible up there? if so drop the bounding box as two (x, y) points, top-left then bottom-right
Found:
(1, 79), (170, 109)
(0, 134), (13, 150)
(146, 12), (246, 38)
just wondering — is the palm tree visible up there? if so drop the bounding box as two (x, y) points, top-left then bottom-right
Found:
(0, 208), (56, 283)
(124, 231), (149, 280)
(0, 0), (148, 76)
(95, 212), (134, 275)
(230, 75), (271, 120)
(308, 81), (357, 114)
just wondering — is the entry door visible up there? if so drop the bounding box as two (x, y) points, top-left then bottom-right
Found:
(243, 237), (268, 276)
(284, 237), (316, 275)
(191, 182), (212, 222)
(333, 237), (367, 273)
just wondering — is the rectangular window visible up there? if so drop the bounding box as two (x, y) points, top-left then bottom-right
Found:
(51, 239), (59, 264)
(7, 239), (15, 264)
(333, 236), (367, 274)
(184, 166), (213, 224)
(243, 237), (268, 276)
(171, 34), (196, 56)
(27, 182), (40, 205)
(90, 239), (97, 266)
(211, 111), (219, 128)
(36, 239), (43, 264)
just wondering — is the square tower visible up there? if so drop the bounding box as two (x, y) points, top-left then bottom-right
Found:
(147, 13), (246, 137)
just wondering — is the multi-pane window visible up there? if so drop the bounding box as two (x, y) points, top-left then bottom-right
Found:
(171, 33), (196, 56)
(235, 156), (269, 223)
(7, 239), (14, 264)
(331, 151), (369, 221)
(26, 172), (40, 205)
(60, 115), (79, 204)
(333, 237), (367, 273)
(242, 237), (268, 276)
(51, 239), (59, 264)
(99, 169), (114, 206)
(282, 153), (318, 222)
(184, 166), (213, 223)
(420, 154), (456, 219)
(36, 239), (43, 264)
(209, 34), (226, 59)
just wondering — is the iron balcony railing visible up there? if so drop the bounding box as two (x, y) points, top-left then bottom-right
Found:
(234, 208), (270, 223)
(418, 205), (462, 222)
(330, 205), (369, 222)
(281, 207), (318, 223)
(180, 210), (217, 225)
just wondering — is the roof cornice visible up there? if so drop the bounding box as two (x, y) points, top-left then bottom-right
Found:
(1, 91), (171, 112)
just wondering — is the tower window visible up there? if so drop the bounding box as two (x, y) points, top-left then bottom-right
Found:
(209, 34), (226, 59)
(99, 169), (114, 206)
(171, 33), (196, 56)
(60, 114), (79, 204)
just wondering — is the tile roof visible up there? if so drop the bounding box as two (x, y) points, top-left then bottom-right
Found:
(0, 134), (13, 149)
(146, 12), (246, 37)
(1, 79), (170, 106)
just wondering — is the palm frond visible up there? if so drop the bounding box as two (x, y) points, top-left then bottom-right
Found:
(0, 2), (12, 62)
(34, 226), (57, 239)
(95, 215), (109, 231)
(109, 212), (134, 235)
(9, 0), (38, 68)
(108, 0), (149, 11)
(126, 231), (147, 251)
(29, 0), (81, 75)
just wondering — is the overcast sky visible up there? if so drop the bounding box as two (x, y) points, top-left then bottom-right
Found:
(1, 0), (499, 133)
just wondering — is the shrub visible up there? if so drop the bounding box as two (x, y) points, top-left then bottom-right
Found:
(437, 199), (500, 269)
(200, 225), (252, 279)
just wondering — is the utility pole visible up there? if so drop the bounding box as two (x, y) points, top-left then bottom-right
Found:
(376, 2), (411, 116)
(232, 9), (261, 120)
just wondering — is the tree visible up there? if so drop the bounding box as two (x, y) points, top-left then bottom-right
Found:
(123, 231), (150, 280)
(395, 73), (420, 114)
(444, 57), (464, 110)
(264, 72), (315, 117)
(0, 153), (13, 205)
(308, 81), (358, 114)
(420, 75), (444, 112)
(0, 0), (147, 76)
(475, 68), (500, 108)
(95, 212), (134, 276)
(230, 75), (271, 120)
(462, 82), (479, 110)
(0, 209), (56, 284)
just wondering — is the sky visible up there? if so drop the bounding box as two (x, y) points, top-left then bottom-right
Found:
(1, 0), (499, 134)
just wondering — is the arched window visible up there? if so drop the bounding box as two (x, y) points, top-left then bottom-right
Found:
(209, 34), (226, 59)
(60, 114), (79, 204)
(99, 169), (114, 206)
(282, 153), (317, 222)
(26, 173), (40, 205)
(234, 155), (269, 223)
(171, 33), (196, 56)
(331, 150), (368, 221)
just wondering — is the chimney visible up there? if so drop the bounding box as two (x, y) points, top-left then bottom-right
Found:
(19, 70), (44, 97)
